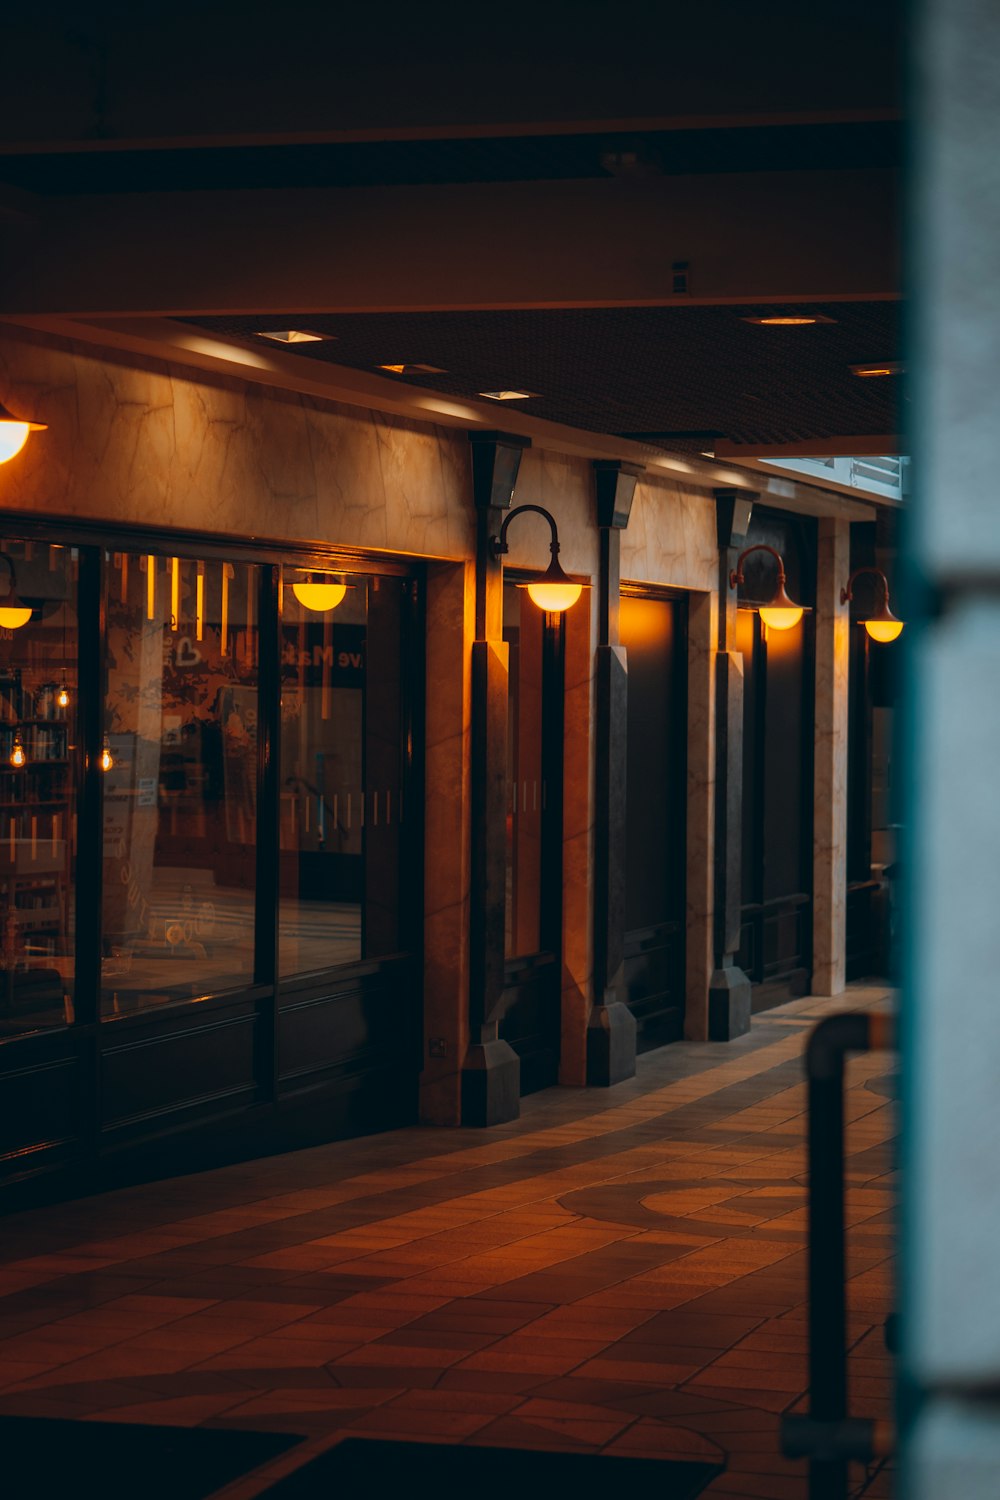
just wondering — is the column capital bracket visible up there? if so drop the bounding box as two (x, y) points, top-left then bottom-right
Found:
(594, 459), (644, 530)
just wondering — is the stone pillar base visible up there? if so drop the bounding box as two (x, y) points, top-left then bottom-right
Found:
(708, 965), (752, 1040)
(461, 1039), (520, 1126)
(586, 1000), (637, 1086)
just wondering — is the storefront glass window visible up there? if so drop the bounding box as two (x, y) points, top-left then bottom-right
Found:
(0, 540), (78, 1035)
(101, 553), (259, 1014)
(278, 570), (405, 976)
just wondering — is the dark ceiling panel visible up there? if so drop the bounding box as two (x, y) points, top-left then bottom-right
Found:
(186, 302), (900, 451)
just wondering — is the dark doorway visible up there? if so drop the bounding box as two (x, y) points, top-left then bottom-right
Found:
(621, 590), (688, 1052)
(500, 581), (564, 1094)
(737, 511), (816, 1009)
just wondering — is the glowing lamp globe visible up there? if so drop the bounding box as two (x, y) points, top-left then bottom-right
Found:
(757, 578), (804, 631)
(0, 402), (46, 465)
(862, 601), (904, 643)
(291, 580), (348, 612)
(524, 556), (582, 613)
(0, 601), (32, 630)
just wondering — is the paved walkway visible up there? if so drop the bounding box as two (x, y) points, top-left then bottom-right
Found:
(0, 987), (897, 1499)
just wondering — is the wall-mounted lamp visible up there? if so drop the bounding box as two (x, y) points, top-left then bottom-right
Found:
(291, 574), (349, 612)
(490, 504), (583, 612)
(0, 553), (32, 630)
(0, 402), (46, 465)
(729, 543), (806, 631)
(840, 567), (904, 642)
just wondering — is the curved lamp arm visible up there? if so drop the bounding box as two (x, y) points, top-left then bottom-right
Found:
(488, 503), (582, 612)
(840, 566), (890, 606)
(490, 503), (560, 561)
(729, 542), (786, 591)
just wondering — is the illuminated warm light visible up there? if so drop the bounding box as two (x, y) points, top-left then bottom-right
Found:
(221, 563), (232, 656)
(0, 550), (31, 629)
(0, 601), (32, 629)
(101, 740), (114, 773)
(9, 734), (25, 769)
(841, 567), (904, 642)
(146, 554), (156, 620)
(865, 617), (904, 643)
(730, 543), (808, 633)
(57, 676), (70, 709)
(170, 557), (180, 631)
(379, 363), (447, 375)
(525, 579), (584, 612)
(747, 316), (819, 327)
(850, 363), (903, 378)
(255, 329), (332, 344)
(0, 402), (46, 464)
(196, 563), (205, 641)
(0, 422), (30, 463)
(490, 503), (582, 615)
(478, 390), (536, 401)
(758, 604), (804, 631)
(292, 580), (348, 612)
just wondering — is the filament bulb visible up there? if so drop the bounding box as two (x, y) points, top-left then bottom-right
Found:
(10, 734), (25, 769)
(101, 739), (113, 773)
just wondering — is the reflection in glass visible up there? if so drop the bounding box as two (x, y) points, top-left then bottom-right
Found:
(101, 553), (259, 1013)
(0, 541), (78, 1035)
(279, 571), (404, 977)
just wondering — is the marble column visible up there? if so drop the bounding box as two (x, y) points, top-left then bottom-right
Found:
(811, 517), (850, 996)
(684, 588), (716, 1041)
(586, 461), (641, 1085)
(707, 490), (754, 1041)
(461, 430), (529, 1126)
(420, 561), (474, 1124)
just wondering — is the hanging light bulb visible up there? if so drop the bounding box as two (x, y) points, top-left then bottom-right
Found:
(10, 733), (26, 768)
(840, 567), (904, 643)
(730, 543), (808, 632)
(0, 552), (32, 630)
(56, 673), (70, 709)
(101, 738), (114, 773)
(489, 504), (584, 614)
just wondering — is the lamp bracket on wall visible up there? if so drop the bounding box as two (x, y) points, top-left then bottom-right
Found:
(840, 566), (904, 641)
(729, 542), (807, 631)
(488, 503), (582, 613)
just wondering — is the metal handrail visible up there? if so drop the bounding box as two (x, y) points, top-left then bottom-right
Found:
(780, 1009), (897, 1498)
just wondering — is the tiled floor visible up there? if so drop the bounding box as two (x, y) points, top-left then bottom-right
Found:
(0, 986), (897, 1499)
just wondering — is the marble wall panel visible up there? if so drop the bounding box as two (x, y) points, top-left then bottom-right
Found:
(501, 448), (599, 580)
(685, 590), (717, 1040)
(0, 329), (474, 559)
(559, 585), (596, 1086)
(621, 475), (718, 593)
(421, 561), (474, 1123)
(812, 517), (850, 996)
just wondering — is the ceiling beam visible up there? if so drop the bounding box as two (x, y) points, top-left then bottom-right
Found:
(0, 170), (898, 318)
(714, 435), (901, 458)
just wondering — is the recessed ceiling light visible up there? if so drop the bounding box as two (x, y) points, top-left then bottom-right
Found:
(478, 389), (537, 401)
(379, 363), (448, 375)
(742, 314), (836, 326)
(850, 362), (904, 377)
(255, 329), (334, 344)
